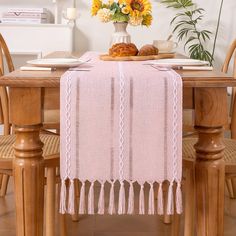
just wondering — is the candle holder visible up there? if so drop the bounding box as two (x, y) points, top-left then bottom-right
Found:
(62, 7), (79, 25)
(52, 0), (59, 24)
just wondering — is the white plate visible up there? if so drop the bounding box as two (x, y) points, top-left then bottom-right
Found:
(149, 58), (209, 66)
(27, 58), (87, 68)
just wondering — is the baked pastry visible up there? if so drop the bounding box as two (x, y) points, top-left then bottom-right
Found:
(138, 44), (159, 56)
(109, 43), (138, 57)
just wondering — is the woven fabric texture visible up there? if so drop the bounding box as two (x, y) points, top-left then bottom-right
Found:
(60, 52), (183, 215)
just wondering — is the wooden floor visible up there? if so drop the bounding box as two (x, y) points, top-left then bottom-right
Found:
(0, 179), (236, 236)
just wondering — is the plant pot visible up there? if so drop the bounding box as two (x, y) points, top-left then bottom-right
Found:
(110, 22), (131, 46)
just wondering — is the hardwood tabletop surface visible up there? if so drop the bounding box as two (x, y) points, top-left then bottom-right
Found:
(0, 51), (235, 88)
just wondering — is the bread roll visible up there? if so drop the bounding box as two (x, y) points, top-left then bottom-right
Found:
(138, 44), (159, 56)
(109, 43), (138, 57)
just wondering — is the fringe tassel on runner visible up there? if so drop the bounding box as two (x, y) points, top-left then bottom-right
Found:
(139, 184), (145, 215)
(157, 182), (164, 215)
(176, 182), (182, 214)
(118, 181), (126, 214)
(98, 181), (105, 214)
(60, 179), (67, 214)
(127, 181), (134, 214)
(79, 181), (86, 214)
(167, 181), (174, 215)
(68, 179), (75, 214)
(148, 182), (155, 215)
(108, 181), (115, 215)
(60, 180), (182, 215)
(88, 182), (95, 214)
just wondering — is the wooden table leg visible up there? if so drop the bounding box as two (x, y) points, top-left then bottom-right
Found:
(194, 88), (228, 236)
(9, 88), (44, 236)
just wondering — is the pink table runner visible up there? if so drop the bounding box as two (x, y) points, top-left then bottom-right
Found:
(60, 52), (183, 215)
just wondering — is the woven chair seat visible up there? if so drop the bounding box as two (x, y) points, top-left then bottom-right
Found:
(0, 134), (59, 159)
(183, 138), (236, 165)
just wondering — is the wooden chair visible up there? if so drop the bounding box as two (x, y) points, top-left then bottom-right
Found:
(0, 33), (64, 236)
(182, 39), (236, 235)
(0, 33), (60, 133)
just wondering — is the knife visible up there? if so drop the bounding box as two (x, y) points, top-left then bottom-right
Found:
(173, 66), (213, 71)
(147, 65), (213, 71)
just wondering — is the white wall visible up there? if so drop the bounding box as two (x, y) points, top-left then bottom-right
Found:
(0, 0), (235, 70)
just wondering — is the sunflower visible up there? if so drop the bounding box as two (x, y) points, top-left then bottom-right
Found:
(142, 13), (152, 27)
(91, 0), (102, 16)
(125, 0), (152, 17)
(121, 6), (130, 14)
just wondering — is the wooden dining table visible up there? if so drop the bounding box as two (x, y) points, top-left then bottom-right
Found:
(0, 51), (235, 236)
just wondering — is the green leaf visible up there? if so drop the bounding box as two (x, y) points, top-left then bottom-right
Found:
(178, 20), (195, 26)
(200, 30), (211, 41)
(184, 11), (193, 17)
(183, 0), (194, 7)
(167, 3), (183, 8)
(161, 0), (179, 4)
(170, 13), (186, 24)
(112, 12), (129, 22)
(161, 0), (177, 3)
(204, 50), (214, 64)
(192, 8), (205, 14)
(202, 30), (212, 34)
(184, 36), (197, 49)
(173, 22), (187, 33)
(188, 44), (199, 53)
(161, 0), (195, 8)
(161, 0), (183, 8)
(193, 16), (203, 23)
(177, 28), (191, 41)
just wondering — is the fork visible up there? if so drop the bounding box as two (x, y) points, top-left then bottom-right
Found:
(68, 58), (92, 71)
(150, 65), (172, 71)
(68, 68), (91, 71)
(80, 58), (92, 64)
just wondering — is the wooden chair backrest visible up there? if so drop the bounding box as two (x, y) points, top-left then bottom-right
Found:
(0, 33), (60, 134)
(222, 39), (236, 138)
(0, 33), (15, 135)
(0, 33), (14, 74)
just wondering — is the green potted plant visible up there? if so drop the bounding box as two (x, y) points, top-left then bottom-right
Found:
(161, 0), (214, 64)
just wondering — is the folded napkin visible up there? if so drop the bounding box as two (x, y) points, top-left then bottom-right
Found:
(60, 52), (183, 215)
(20, 66), (54, 71)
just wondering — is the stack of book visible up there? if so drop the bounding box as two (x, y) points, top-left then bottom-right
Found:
(1, 8), (50, 24)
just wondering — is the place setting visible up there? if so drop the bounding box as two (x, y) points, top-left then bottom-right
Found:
(145, 58), (213, 71)
(21, 57), (92, 71)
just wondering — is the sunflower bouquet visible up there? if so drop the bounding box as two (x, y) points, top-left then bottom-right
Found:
(91, 0), (152, 27)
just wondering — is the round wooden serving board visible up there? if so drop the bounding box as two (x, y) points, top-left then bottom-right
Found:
(100, 53), (175, 61)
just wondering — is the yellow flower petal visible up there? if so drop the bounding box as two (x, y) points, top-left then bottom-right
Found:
(142, 14), (152, 27)
(125, 0), (152, 16)
(91, 0), (102, 16)
(121, 7), (130, 14)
